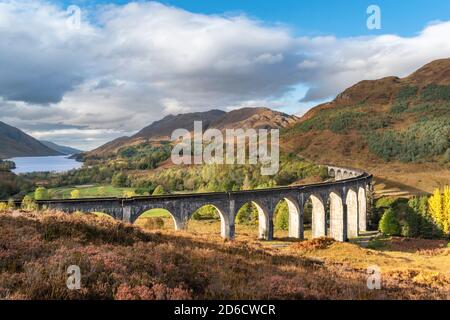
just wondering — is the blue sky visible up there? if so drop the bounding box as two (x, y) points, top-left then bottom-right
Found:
(2, 0), (450, 149)
(58, 0), (450, 37)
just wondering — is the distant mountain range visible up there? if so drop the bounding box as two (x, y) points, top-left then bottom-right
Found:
(85, 107), (298, 158)
(0, 121), (82, 159)
(40, 141), (83, 155)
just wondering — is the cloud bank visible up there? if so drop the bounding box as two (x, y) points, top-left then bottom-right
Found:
(1, 1), (450, 149)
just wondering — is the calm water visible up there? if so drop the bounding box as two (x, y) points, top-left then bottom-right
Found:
(8, 156), (82, 174)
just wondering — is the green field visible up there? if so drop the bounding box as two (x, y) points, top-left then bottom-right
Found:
(31, 185), (137, 199)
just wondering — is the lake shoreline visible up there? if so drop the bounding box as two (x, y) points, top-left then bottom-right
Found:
(7, 155), (83, 174)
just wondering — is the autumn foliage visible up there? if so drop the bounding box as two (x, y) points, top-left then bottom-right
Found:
(0, 210), (448, 300)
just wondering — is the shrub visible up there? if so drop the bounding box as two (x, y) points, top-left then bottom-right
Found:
(7, 198), (15, 210)
(34, 187), (49, 200)
(21, 195), (38, 211)
(401, 211), (421, 238)
(443, 149), (450, 163)
(0, 202), (8, 212)
(420, 84), (450, 101)
(330, 111), (363, 133)
(274, 201), (289, 231)
(408, 196), (437, 239)
(192, 205), (220, 220)
(143, 217), (165, 230)
(390, 102), (408, 114)
(236, 203), (258, 225)
(112, 172), (128, 187)
(366, 119), (450, 162)
(396, 86), (418, 101)
(379, 208), (401, 236)
(70, 190), (80, 199)
(376, 197), (396, 209)
(152, 185), (166, 196)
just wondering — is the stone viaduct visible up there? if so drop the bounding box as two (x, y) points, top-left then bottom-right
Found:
(21, 166), (371, 242)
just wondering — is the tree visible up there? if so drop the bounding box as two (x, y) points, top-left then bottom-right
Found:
(274, 201), (289, 231)
(379, 208), (401, 236)
(7, 198), (15, 210)
(429, 188), (444, 231)
(236, 203), (258, 225)
(122, 190), (136, 198)
(70, 190), (80, 199)
(34, 187), (49, 200)
(21, 195), (37, 211)
(443, 186), (450, 235)
(242, 175), (251, 191)
(152, 185), (166, 196)
(112, 172), (128, 188)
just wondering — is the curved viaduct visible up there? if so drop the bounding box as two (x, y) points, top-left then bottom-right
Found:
(26, 166), (371, 242)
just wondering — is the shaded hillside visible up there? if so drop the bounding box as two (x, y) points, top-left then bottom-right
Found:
(40, 141), (82, 155)
(283, 58), (450, 168)
(85, 107), (297, 159)
(0, 122), (62, 159)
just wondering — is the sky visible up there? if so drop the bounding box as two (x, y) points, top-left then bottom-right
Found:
(1, 0), (450, 150)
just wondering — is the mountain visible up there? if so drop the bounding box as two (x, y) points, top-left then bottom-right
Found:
(210, 107), (297, 130)
(133, 109), (226, 140)
(282, 58), (450, 192)
(40, 141), (82, 155)
(0, 121), (62, 159)
(85, 107), (297, 158)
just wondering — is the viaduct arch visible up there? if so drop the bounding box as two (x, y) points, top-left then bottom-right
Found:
(17, 166), (371, 242)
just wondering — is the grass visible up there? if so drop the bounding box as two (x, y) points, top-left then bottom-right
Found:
(0, 209), (449, 300)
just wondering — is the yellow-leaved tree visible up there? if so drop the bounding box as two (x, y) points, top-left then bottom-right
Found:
(443, 186), (450, 235)
(428, 186), (450, 236)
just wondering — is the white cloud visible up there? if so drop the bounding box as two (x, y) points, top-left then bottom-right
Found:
(1, 1), (450, 149)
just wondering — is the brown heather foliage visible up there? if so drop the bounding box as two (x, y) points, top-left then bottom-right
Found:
(290, 237), (335, 251)
(0, 210), (449, 300)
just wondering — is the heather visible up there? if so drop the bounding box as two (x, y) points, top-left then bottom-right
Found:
(0, 210), (449, 300)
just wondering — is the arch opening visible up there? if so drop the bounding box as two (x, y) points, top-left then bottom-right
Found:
(134, 208), (176, 231)
(273, 197), (302, 240)
(235, 201), (272, 240)
(187, 204), (229, 239)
